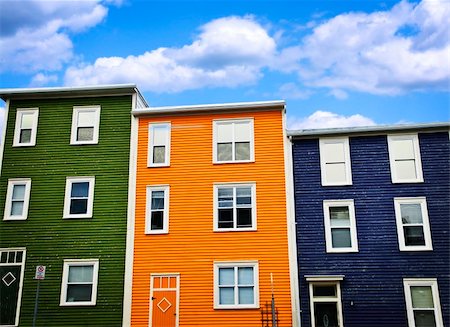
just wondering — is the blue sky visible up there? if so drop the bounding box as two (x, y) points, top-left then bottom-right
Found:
(0, 0), (449, 129)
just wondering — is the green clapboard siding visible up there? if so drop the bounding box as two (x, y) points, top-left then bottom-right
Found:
(0, 95), (133, 326)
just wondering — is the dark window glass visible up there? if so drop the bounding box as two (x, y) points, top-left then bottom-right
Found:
(20, 129), (32, 143)
(404, 226), (425, 246)
(71, 182), (89, 197)
(0, 252), (7, 263)
(331, 228), (352, 248)
(313, 285), (336, 297)
(314, 302), (339, 327)
(151, 211), (164, 230)
(237, 208), (252, 228)
(218, 209), (233, 228)
(15, 251), (23, 263)
(70, 199), (88, 214)
(67, 284), (92, 302)
(414, 311), (436, 327)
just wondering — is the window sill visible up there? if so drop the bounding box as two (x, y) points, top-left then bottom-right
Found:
(70, 141), (99, 146)
(145, 231), (169, 235)
(12, 143), (35, 147)
(63, 215), (93, 219)
(399, 247), (433, 252)
(391, 179), (424, 184)
(326, 248), (359, 253)
(214, 304), (259, 310)
(213, 160), (255, 165)
(214, 228), (257, 232)
(3, 217), (27, 221)
(60, 302), (96, 307)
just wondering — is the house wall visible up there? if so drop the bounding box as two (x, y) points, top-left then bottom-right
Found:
(292, 132), (450, 327)
(0, 95), (132, 325)
(131, 109), (293, 326)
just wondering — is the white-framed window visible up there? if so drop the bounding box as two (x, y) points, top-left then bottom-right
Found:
(214, 261), (259, 309)
(388, 134), (423, 183)
(4, 179), (32, 221)
(307, 277), (344, 327)
(13, 108), (39, 147)
(70, 106), (101, 145)
(319, 137), (352, 186)
(148, 123), (171, 167)
(63, 177), (95, 219)
(214, 183), (256, 231)
(146, 185), (169, 234)
(394, 197), (433, 251)
(403, 278), (443, 327)
(60, 259), (99, 306)
(213, 119), (254, 163)
(323, 200), (358, 253)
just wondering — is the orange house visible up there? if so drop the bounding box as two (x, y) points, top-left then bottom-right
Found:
(124, 101), (299, 326)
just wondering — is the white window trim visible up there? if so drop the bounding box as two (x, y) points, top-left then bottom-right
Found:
(394, 197), (433, 251)
(319, 137), (352, 186)
(145, 185), (169, 234)
(403, 278), (444, 327)
(63, 177), (95, 219)
(213, 182), (257, 232)
(213, 261), (259, 309)
(308, 279), (344, 327)
(213, 119), (255, 164)
(387, 134), (423, 183)
(323, 199), (358, 253)
(148, 122), (171, 167)
(60, 259), (99, 306)
(70, 106), (101, 145)
(13, 108), (39, 147)
(4, 179), (32, 221)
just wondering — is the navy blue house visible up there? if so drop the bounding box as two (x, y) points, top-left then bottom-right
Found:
(288, 123), (449, 327)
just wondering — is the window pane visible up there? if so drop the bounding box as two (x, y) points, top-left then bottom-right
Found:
(153, 146), (166, 164)
(218, 143), (232, 161)
(238, 287), (254, 304)
(401, 204), (423, 224)
(71, 182), (89, 197)
(404, 226), (426, 246)
(325, 163), (347, 183)
(78, 111), (95, 127)
(67, 284), (93, 302)
(218, 188), (233, 207)
(411, 286), (434, 308)
(21, 113), (34, 129)
(234, 122), (250, 141)
(151, 191), (164, 210)
(153, 125), (168, 145)
(235, 142), (250, 160)
(236, 187), (251, 205)
(392, 139), (414, 159)
(395, 160), (417, 180)
(16, 251), (23, 263)
(77, 127), (94, 141)
(329, 206), (350, 227)
(12, 185), (25, 200)
(323, 142), (345, 163)
(20, 129), (32, 143)
(238, 267), (253, 285)
(331, 228), (352, 248)
(0, 252), (7, 263)
(313, 285), (336, 297)
(11, 201), (24, 216)
(70, 199), (88, 214)
(68, 265), (93, 282)
(414, 311), (436, 327)
(151, 211), (164, 230)
(219, 287), (234, 305)
(237, 208), (252, 228)
(314, 302), (339, 327)
(217, 123), (233, 142)
(219, 268), (234, 285)
(218, 209), (233, 228)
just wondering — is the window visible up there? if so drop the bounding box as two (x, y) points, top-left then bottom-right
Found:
(60, 259), (99, 306)
(323, 200), (358, 253)
(319, 138), (352, 186)
(307, 277), (344, 327)
(63, 177), (95, 219)
(394, 197), (432, 251)
(4, 179), (31, 220)
(388, 134), (423, 183)
(214, 261), (259, 309)
(403, 279), (443, 327)
(13, 108), (39, 146)
(214, 183), (256, 231)
(146, 186), (169, 234)
(213, 119), (254, 163)
(70, 106), (101, 145)
(148, 123), (171, 167)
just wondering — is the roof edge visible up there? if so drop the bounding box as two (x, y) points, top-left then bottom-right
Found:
(288, 122), (450, 138)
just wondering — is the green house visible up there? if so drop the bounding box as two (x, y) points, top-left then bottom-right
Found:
(0, 85), (146, 326)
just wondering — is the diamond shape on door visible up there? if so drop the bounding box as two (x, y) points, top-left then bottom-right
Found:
(2, 272), (16, 287)
(157, 297), (172, 313)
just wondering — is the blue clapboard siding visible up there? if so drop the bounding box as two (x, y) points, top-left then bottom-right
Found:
(292, 132), (449, 327)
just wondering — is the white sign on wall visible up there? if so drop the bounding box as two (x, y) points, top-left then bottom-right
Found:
(35, 265), (46, 280)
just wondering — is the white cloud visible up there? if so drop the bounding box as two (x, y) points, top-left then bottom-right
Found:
(30, 73), (59, 87)
(287, 110), (376, 130)
(0, 0), (110, 74)
(288, 0), (450, 95)
(278, 83), (313, 100)
(64, 16), (275, 92)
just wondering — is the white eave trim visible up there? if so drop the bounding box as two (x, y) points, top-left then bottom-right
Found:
(132, 100), (285, 116)
(305, 275), (345, 282)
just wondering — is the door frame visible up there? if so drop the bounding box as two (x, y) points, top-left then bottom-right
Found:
(149, 273), (180, 327)
(0, 248), (26, 327)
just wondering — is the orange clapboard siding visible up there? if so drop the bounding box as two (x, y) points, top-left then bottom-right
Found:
(131, 109), (292, 326)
